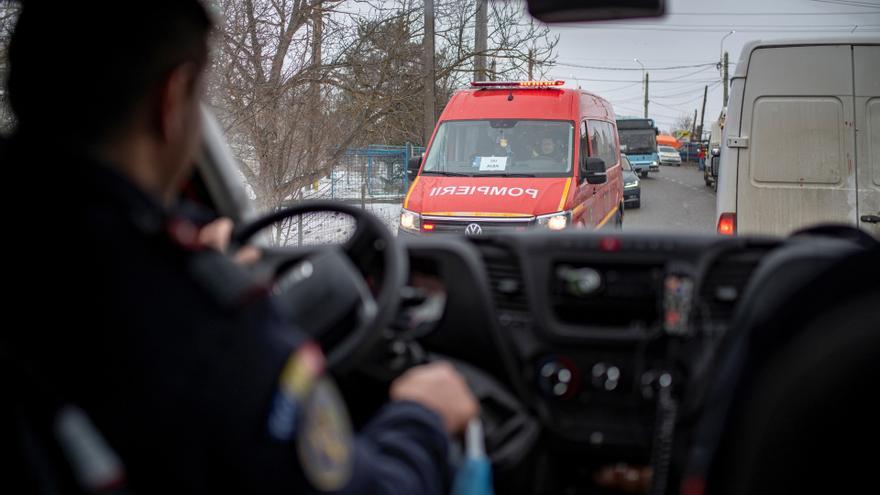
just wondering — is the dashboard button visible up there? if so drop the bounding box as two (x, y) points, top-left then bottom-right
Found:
(537, 356), (580, 400)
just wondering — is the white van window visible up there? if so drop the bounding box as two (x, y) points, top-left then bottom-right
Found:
(422, 120), (574, 177)
(750, 97), (845, 185)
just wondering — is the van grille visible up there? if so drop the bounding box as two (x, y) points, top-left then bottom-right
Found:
(424, 217), (534, 235)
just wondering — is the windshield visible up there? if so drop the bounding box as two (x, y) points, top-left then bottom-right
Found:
(618, 130), (657, 155)
(1, 1), (875, 241)
(422, 120), (573, 177)
(621, 156), (632, 172)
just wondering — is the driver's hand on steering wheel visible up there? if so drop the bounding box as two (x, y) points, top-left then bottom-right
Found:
(199, 217), (261, 265)
(390, 361), (479, 434)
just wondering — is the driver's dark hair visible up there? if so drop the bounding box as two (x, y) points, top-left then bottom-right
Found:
(7, 1), (213, 145)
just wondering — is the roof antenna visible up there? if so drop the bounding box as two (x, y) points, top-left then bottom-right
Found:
(507, 90), (514, 101)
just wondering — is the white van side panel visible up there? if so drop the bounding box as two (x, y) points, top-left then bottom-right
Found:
(854, 45), (880, 237)
(736, 45), (857, 235)
(715, 78), (742, 226)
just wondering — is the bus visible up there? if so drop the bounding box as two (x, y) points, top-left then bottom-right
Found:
(616, 117), (659, 178)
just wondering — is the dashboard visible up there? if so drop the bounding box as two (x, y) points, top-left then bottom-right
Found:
(402, 231), (780, 464)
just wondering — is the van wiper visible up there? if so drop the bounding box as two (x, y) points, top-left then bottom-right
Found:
(472, 173), (536, 177)
(421, 170), (472, 177)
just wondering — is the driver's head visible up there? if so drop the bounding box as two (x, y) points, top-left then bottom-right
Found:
(7, 1), (213, 205)
(540, 137), (556, 155)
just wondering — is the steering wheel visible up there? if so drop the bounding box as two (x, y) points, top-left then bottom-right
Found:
(432, 355), (540, 473)
(232, 200), (407, 372)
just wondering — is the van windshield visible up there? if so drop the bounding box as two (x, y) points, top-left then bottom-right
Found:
(422, 120), (574, 177)
(618, 129), (656, 155)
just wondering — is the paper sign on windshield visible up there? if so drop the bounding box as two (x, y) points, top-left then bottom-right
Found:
(479, 156), (508, 171)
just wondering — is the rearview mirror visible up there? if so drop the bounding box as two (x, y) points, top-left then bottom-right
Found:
(526, 0), (665, 23)
(581, 157), (607, 185)
(407, 155), (422, 182)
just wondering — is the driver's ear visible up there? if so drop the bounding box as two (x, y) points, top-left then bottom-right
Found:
(156, 62), (201, 144)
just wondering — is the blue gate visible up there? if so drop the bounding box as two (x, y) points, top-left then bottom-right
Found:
(332, 144), (425, 200)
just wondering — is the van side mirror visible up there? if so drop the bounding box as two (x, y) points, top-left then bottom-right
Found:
(581, 157), (607, 185)
(407, 155), (422, 181)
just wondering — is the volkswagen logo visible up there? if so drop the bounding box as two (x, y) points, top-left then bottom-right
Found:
(464, 223), (483, 236)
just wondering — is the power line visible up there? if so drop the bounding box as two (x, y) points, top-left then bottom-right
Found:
(651, 82), (720, 99)
(554, 61), (717, 71)
(661, 65), (717, 82)
(551, 74), (720, 84)
(656, 84), (722, 107)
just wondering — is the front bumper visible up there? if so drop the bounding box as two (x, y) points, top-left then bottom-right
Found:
(632, 163), (656, 173)
(623, 188), (641, 202)
(398, 215), (536, 236)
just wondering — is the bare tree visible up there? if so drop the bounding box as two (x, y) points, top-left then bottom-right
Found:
(672, 113), (694, 137)
(208, 0), (558, 221)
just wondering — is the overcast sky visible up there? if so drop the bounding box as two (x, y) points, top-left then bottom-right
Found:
(539, 0), (880, 134)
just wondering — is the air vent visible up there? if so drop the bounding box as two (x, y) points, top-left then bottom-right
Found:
(474, 241), (530, 313)
(700, 249), (766, 325)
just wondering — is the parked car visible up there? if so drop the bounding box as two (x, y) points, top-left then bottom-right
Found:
(680, 141), (703, 163)
(657, 145), (682, 166)
(621, 154), (641, 209)
(705, 146), (720, 190)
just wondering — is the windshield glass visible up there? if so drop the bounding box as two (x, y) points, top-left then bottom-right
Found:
(2, 0), (875, 241)
(618, 130), (656, 155)
(422, 120), (573, 177)
(621, 156), (632, 172)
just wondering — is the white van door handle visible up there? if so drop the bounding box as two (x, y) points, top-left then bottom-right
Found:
(860, 214), (880, 224)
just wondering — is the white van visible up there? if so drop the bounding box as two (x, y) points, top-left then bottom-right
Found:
(715, 38), (880, 238)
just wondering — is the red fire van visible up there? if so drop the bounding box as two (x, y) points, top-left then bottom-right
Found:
(400, 80), (623, 235)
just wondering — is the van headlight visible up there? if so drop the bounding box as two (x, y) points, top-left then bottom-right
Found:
(537, 211), (571, 231)
(652, 160), (659, 166)
(400, 209), (421, 233)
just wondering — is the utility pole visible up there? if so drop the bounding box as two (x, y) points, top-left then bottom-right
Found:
(474, 0), (487, 82)
(423, 0), (435, 146)
(644, 72), (649, 118)
(527, 49), (534, 80)
(691, 109), (698, 141)
(307, 10), (323, 174)
(722, 51), (729, 108)
(699, 84), (708, 141)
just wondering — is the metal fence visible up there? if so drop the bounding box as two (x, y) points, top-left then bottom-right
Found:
(280, 144), (424, 245)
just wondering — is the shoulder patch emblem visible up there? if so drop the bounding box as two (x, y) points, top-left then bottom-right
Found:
(298, 377), (354, 492)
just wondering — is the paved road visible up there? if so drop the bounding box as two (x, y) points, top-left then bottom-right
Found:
(623, 162), (717, 233)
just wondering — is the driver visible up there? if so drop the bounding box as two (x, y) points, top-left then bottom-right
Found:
(4, 2), (477, 493)
(532, 135), (565, 166)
